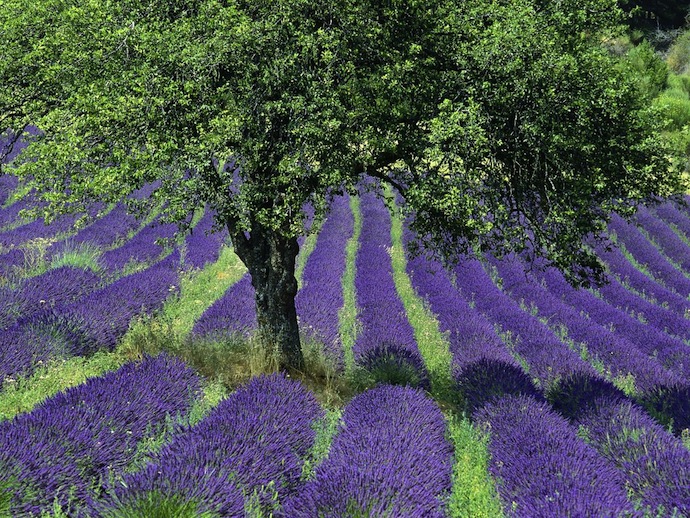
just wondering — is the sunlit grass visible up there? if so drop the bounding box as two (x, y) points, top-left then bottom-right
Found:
(0, 350), (127, 422)
(446, 414), (505, 518)
(338, 195), (362, 374)
(389, 203), (454, 399)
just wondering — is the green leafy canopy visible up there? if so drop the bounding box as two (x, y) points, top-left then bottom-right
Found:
(1, 0), (685, 285)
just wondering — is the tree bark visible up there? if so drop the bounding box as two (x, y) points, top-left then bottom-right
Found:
(229, 222), (304, 372)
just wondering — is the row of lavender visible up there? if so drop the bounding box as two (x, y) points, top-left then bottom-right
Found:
(1, 356), (453, 517)
(5, 175), (690, 515)
(405, 198), (690, 515)
(191, 191), (432, 388)
(0, 189), (227, 384)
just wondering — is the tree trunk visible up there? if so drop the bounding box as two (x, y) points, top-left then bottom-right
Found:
(230, 223), (304, 372)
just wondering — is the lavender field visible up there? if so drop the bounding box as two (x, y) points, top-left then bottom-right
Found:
(1, 175), (690, 518)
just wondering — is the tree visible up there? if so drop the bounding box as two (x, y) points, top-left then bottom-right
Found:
(1, 0), (684, 370)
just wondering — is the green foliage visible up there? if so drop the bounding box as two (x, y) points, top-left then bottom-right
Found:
(653, 91), (690, 131)
(2, 0), (685, 368)
(1, 0), (681, 280)
(301, 336), (349, 405)
(626, 41), (669, 99)
(99, 492), (215, 518)
(300, 408), (342, 481)
(446, 415), (505, 518)
(0, 351), (126, 421)
(0, 479), (11, 518)
(338, 195), (362, 374)
(49, 242), (103, 273)
(667, 73), (690, 96)
(667, 29), (690, 74)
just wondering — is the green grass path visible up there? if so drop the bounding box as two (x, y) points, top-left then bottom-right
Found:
(388, 201), (504, 517)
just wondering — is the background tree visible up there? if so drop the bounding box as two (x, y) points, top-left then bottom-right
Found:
(1, 0), (684, 370)
(622, 0), (689, 33)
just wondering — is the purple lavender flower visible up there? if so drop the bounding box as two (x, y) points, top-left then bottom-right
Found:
(181, 209), (228, 270)
(0, 256), (180, 384)
(47, 202), (140, 257)
(0, 312), (86, 382)
(404, 228), (541, 410)
(635, 204), (690, 273)
(578, 397), (690, 516)
(608, 213), (690, 297)
(0, 266), (101, 329)
(353, 192), (429, 389)
(0, 194), (34, 230)
(595, 272), (690, 342)
(490, 252), (683, 394)
(60, 255), (180, 355)
(0, 174), (18, 205)
(96, 372), (322, 516)
(295, 194), (353, 369)
(535, 261), (690, 381)
(594, 239), (690, 317)
(191, 273), (256, 338)
(545, 371), (629, 421)
(0, 202), (104, 250)
(452, 255), (597, 388)
(653, 200), (690, 242)
(0, 354), (201, 515)
(475, 394), (634, 517)
(100, 217), (179, 273)
(281, 384), (453, 517)
(96, 462), (245, 517)
(639, 383), (690, 435)
(0, 247), (25, 278)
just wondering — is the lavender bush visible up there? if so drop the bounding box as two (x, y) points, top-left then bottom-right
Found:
(0, 203), (104, 250)
(634, 204), (690, 273)
(0, 266), (101, 329)
(181, 209), (227, 270)
(404, 230), (540, 411)
(578, 396), (690, 516)
(281, 384), (453, 517)
(0, 255), (180, 383)
(0, 175), (18, 206)
(0, 194), (34, 230)
(475, 394), (634, 517)
(295, 194), (353, 368)
(47, 202), (140, 258)
(61, 251), (180, 355)
(608, 213), (690, 297)
(535, 262), (690, 382)
(594, 272), (690, 342)
(653, 200), (690, 242)
(96, 372), (322, 516)
(0, 354), (201, 516)
(491, 253), (683, 394)
(595, 239), (690, 317)
(190, 273), (256, 339)
(452, 255), (597, 388)
(353, 192), (429, 388)
(100, 217), (178, 273)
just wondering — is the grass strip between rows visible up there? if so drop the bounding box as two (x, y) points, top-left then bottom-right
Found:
(338, 195), (362, 374)
(388, 203), (453, 398)
(0, 245), (245, 421)
(387, 199), (504, 517)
